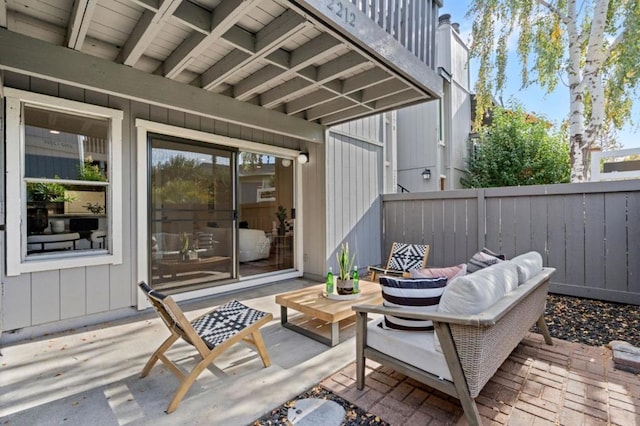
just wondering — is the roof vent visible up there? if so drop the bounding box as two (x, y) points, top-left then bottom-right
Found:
(438, 14), (451, 25)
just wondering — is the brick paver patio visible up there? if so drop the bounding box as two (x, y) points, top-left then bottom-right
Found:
(322, 332), (640, 425)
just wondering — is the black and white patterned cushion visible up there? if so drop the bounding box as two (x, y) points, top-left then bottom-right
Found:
(379, 276), (448, 331)
(387, 243), (428, 271)
(191, 300), (269, 349)
(466, 247), (506, 274)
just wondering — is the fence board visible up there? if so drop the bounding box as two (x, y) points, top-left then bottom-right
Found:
(442, 200), (456, 265)
(430, 200), (445, 267)
(530, 195), (548, 265)
(547, 196), (567, 283)
(453, 199), (469, 265)
(465, 198), (479, 261)
(584, 193), (606, 289)
(500, 197), (516, 257)
(564, 194), (586, 287)
(628, 192), (640, 293)
(604, 192), (628, 291)
(485, 198), (501, 252)
(514, 196), (532, 255)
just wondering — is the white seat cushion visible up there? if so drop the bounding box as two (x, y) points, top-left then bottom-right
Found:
(367, 317), (452, 381)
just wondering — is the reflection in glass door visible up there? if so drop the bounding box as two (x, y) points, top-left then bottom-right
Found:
(149, 136), (235, 292)
(238, 152), (294, 277)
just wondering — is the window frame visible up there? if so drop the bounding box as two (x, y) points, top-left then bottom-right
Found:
(5, 88), (123, 276)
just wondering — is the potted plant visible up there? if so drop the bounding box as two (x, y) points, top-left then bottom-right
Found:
(336, 243), (356, 295)
(26, 180), (76, 234)
(274, 205), (288, 236)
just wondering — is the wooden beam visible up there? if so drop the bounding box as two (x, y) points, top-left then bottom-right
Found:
(201, 9), (307, 90)
(261, 51), (367, 108)
(0, 0), (8, 28)
(306, 97), (359, 121)
(285, 89), (335, 115)
(342, 68), (393, 94)
(361, 79), (410, 103)
(0, 28), (324, 143)
(162, 0), (262, 79)
(234, 33), (342, 101)
(66, 0), (97, 50)
(118, 0), (183, 66)
(286, 0), (443, 99)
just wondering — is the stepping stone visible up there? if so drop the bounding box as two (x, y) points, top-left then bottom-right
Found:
(287, 398), (345, 426)
(610, 340), (640, 374)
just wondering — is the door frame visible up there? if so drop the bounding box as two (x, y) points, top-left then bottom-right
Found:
(135, 119), (304, 309)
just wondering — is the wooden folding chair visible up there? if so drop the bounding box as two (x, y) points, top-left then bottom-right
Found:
(367, 242), (430, 281)
(138, 282), (273, 413)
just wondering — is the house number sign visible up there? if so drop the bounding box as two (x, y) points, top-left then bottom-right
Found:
(326, 0), (356, 27)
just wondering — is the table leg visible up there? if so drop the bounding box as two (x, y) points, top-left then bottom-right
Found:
(330, 322), (339, 347)
(280, 305), (288, 325)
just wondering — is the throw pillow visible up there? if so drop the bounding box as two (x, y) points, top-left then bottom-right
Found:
(409, 263), (467, 280)
(379, 276), (448, 331)
(466, 247), (506, 273)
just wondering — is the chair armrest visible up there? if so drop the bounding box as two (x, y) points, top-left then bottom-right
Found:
(353, 303), (486, 326)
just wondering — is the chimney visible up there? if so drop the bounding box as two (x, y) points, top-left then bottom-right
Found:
(452, 23), (460, 33)
(438, 14), (451, 26)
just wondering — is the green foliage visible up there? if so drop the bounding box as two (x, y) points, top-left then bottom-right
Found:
(461, 105), (570, 188)
(468, 0), (640, 181)
(151, 155), (214, 205)
(78, 160), (107, 181)
(336, 243), (356, 280)
(27, 180), (75, 203)
(274, 205), (287, 234)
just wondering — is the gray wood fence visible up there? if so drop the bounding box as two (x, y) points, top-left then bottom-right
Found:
(382, 180), (640, 305)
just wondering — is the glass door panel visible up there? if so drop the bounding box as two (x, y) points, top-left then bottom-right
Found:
(149, 136), (235, 291)
(238, 152), (294, 277)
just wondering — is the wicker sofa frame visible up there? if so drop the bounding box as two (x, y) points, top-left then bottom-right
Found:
(353, 267), (555, 425)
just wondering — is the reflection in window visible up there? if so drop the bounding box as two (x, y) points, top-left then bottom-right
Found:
(23, 106), (110, 255)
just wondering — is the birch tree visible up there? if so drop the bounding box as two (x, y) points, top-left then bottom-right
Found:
(469, 0), (640, 182)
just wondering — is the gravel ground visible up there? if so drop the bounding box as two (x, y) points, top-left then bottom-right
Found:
(538, 294), (640, 347)
(253, 294), (640, 425)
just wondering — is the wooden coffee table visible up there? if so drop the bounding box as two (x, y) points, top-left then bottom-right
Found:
(275, 280), (382, 346)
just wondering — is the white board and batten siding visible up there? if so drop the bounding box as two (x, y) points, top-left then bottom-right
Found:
(326, 116), (384, 275)
(1, 71), (307, 333)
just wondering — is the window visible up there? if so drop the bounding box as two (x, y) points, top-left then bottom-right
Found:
(5, 89), (123, 275)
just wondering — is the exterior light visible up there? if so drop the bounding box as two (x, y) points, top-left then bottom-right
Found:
(421, 168), (431, 180)
(281, 158), (292, 167)
(297, 153), (309, 164)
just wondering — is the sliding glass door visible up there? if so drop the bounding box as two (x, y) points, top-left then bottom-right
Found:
(149, 136), (235, 292)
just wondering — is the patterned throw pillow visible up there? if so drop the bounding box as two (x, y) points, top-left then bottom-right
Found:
(409, 263), (467, 280)
(466, 247), (506, 274)
(379, 276), (448, 331)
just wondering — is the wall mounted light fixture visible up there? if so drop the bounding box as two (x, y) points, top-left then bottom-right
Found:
(421, 168), (431, 180)
(281, 158), (292, 167)
(297, 153), (309, 164)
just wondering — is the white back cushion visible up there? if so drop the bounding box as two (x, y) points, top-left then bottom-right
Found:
(438, 262), (519, 315)
(510, 251), (543, 284)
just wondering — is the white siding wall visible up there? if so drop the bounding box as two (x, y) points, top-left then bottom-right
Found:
(1, 71), (309, 333)
(326, 116), (384, 274)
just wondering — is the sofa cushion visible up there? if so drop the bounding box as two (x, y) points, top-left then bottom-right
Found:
(368, 318), (452, 381)
(438, 261), (519, 315)
(510, 251), (543, 284)
(410, 263), (467, 280)
(467, 247), (506, 273)
(379, 276), (448, 331)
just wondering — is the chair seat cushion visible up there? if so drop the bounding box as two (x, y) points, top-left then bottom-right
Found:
(367, 317), (452, 381)
(191, 300), (269, 349)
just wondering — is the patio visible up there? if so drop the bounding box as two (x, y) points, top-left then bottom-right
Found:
(1, 278), (638, 425)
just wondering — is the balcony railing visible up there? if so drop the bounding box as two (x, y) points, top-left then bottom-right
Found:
(348, 0), (440, 68)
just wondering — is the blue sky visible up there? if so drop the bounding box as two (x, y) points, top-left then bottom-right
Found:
(440, 1), (639, 149)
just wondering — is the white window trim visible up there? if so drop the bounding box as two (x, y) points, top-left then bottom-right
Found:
(5, 88), (123, 276)
(135, 119), (303, 308)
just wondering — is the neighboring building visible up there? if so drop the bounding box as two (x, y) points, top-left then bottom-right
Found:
(0, 0), (445, 340)
(393, 14), (472, 192)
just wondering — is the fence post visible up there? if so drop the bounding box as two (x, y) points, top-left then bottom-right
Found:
(477, 189), (486, 250)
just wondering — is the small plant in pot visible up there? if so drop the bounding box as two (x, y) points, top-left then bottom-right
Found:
(336, 243), (356, 295)
(274, 205), (288, 236)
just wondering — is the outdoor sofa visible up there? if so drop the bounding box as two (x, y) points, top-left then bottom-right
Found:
(353, 251), (554, 425)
